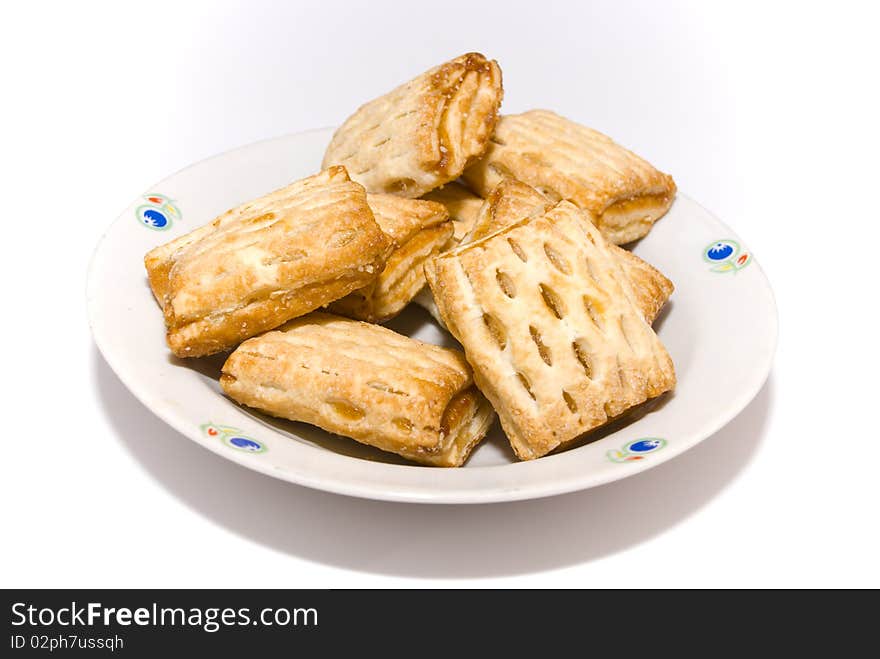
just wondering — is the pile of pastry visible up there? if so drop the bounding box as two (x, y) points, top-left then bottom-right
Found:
(144, 52), (677, 467)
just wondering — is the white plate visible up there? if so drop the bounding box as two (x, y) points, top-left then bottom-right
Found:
(87, 128), (777, 504)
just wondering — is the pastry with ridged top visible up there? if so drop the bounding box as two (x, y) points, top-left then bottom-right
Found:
(465, 177), (673, 324)
(462, 110), (676, 244)
(144, 167), (388, 357)
(425, 200), (675, 460)
(221, 312), (495, 466)
(323, 52), (503, 198)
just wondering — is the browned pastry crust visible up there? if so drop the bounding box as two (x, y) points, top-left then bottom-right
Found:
(145, 222), (216, 309)
(466, 176), (549, 242)
(322, 53), (503, 198)
(421, 181), (484, 246)
(425, 200), (676, 460)
(612, 249), (673, 326)
(466, 178), (673, 324)
(144, 167), (389, 357)
(329, 194), (453, 322)
(462, 110), (676, 244)
(221, 312), (495, 466)
(414, 183), (484, 322)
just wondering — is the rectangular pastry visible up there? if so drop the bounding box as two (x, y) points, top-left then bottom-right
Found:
(329, 194), (453, 322)
(425, 200), (676, 460)
(221, 312), (495, 467)
(465, 178), (673, 324)
(462, 110), (676, 244)
(322, 52), (503, 198)
(144, 166), (389, 358)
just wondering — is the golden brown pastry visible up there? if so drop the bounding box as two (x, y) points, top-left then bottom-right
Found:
(221, 312), (495, 467)
(414, 183), (484, 323)
(329, 194), (453, 322)
(425, 201), (676, 460)
(421, 181), (484, 246)
(322, 53), (503, 198)
(465, 178), (673, 324)
(145, 222), (219, 309)
(463, 110), (676, 244)
(613, 249), (673, 327)
(144, 167), (389, 358)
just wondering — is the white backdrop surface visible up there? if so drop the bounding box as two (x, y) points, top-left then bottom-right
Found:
(1, 0), (877, 587)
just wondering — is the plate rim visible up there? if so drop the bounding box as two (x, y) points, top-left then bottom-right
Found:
(87, 128), (778, 504)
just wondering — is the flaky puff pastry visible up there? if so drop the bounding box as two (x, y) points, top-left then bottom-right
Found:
(415, 178), (673, 327)
(422, 181), (484, 246)
(466, 178), (673, 324)
(144, 167), (389, 358)
(463, 110), (676, 244)
(322, 53), (503, 198)
(329, 194), (453, 322)
(221, 312), (495, 467)
(414, 182), (484, 321)
(425, 201), (676, 460)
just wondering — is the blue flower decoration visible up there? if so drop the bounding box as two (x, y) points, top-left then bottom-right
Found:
(703, 239), (752, 274)
(705, 241), (735, 261)
(201, 423), (267, 454)
(607, 437), (667, 462)
(142, 208), (168, 228)
(628, 439), (665, 453)
(135, 194), (180, 231)
(228, 436), (263, 452)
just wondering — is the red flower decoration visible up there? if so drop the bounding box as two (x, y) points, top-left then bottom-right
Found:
(207, 427), (218, 436)
(737, 254), (749, 265)
(148, 196), (163, 204)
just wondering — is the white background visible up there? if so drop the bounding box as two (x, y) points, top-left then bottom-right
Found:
(2, 1), (878, 588)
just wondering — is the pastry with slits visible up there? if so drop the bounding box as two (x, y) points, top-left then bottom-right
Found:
(462, 110), (676, 244)
(425, 200), (676, 460)
(417, 177), (673, 328)
(322, 52), (503, 198)
(144, 166), (389, 358)
(221, 312), (495, 467)
(465, 177), (673, 324)
(329, 193), (453, 322)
